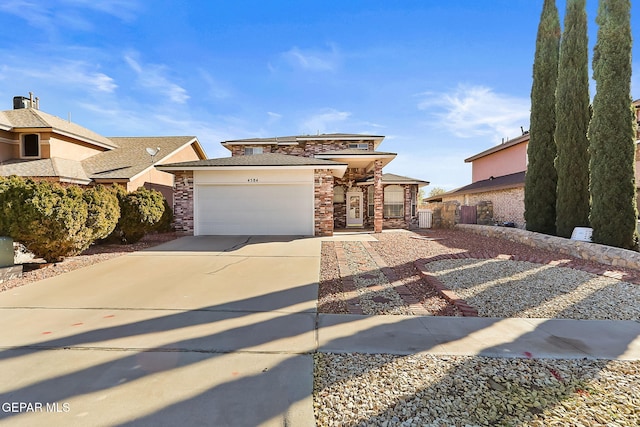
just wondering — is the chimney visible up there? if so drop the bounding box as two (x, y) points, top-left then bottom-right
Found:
(29, 92), (34, 108)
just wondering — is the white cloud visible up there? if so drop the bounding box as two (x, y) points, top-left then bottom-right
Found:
(300, 108), (351, 134)
(124, 53), (189, 104)
(282, 45), (340, 72)
(10, 60), (117, 93)
(0, 0), (140, 30)
(419, 84), (530, 141)
(198, 69), (232, 99)
(267, 111), (282, 124)
(62, 0), (141, 22)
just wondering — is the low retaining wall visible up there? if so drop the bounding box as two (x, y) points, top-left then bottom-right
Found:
(456, 224), (640, 270)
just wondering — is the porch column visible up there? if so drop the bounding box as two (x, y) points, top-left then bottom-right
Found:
(404, 185), (412, 226)
(173, 170), (194, 235)
(374, 160), (383, 233)
(314, 169), (334, 236)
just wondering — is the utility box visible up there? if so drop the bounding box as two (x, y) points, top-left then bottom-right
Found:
(418, 210), (433, 228)
(0, 237), (13, 268)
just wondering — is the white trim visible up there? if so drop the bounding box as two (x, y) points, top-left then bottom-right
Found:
(346, 190), (364, 227)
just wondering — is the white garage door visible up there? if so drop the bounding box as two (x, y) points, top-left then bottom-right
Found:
(195, 184), (314, 235)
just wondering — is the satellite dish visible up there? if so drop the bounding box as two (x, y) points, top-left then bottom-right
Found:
(146, 147), (160, 156)
(146, 147), (160, 163)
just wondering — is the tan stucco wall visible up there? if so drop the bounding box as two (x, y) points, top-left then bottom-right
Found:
(160, 143), (202, 164)
(0, 134), (15, 161)
(48, 135), (104, 160)
(472, 142), (527, 182)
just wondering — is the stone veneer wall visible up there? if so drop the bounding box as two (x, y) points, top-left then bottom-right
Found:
(457, 224), (640, 269)
(172, 170), (194, 234)
(373, 160), (383, 233)
(314, 169), (334, 236)
(442, 186), (525, 228)
(228, 140), (374, 157)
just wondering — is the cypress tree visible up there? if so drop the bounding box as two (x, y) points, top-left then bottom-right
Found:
(555, 0), (591, 238)
(525, 0), (560, 235)
(588, 0), (637, 249)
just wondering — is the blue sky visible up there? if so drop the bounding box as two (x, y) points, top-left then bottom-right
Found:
(1, 1), (638, 190)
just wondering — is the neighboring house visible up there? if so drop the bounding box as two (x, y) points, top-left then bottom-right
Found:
(158, 134), (429, 236)
(430, 132), (529, 227)
(430, 98), (640, 228)
(0, 94), (207, 203)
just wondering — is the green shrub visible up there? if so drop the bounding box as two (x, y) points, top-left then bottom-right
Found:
(83, 185), (120, 242)
(0, 177), (91, 262)
(108, 186), (167, 244)
(153, 197), (174, 233)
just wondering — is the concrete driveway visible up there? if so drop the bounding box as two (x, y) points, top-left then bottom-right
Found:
(0, 236), (321, 426)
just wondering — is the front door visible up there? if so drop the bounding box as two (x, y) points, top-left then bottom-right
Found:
(346, 191), (363, 227)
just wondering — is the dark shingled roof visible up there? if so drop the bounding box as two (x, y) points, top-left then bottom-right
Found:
(433, 171), (525, 199)
(159, 153), (347, 168)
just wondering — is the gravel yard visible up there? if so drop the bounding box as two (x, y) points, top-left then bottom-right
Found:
(315, 229), (640, 426)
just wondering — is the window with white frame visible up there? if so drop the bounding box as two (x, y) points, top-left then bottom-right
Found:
(367, 186), (374, 217)
(22, 134), (40, 157)
(384, 185), (404, 218)
(244, 147), (263, 155)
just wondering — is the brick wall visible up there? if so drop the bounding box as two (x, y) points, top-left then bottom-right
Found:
(314, 169), (334, 236)
(172, 170), (194, 234)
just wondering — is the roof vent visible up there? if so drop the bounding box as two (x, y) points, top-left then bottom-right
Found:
(13, 92), (39, 110)
(13, 96), (29, 110)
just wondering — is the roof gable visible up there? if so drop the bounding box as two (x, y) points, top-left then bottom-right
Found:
(1, 108), (118, 149)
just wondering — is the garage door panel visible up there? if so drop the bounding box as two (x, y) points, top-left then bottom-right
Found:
(196, 184), (313, 235)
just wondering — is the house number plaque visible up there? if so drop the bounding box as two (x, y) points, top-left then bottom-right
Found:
(247, 178), (258, 183)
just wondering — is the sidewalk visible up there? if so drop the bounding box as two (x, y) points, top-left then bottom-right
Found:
(317, 314), (640, 361)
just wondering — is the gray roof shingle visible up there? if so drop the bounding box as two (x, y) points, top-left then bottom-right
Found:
(83, 136), (200, 180)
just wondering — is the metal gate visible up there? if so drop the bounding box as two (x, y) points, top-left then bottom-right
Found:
(460, 205), (477, 224)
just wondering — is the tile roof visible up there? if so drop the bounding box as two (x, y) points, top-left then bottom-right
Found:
(159, 153), (348, 168)
(0, 108), (117, 149)
(83, 136), (201, 180)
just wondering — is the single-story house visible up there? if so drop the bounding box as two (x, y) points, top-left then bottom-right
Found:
(0, 94), (207, 203)
(158, 134), (429, 236)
